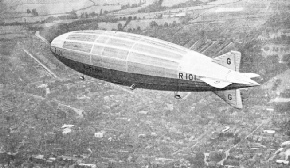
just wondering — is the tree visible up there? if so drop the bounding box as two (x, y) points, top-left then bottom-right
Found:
(200, 30), (205, 38)
(121, 3), (130, 9)
(137, 26), (141, 31)
(172, 20), (177, 27)
(31, 8), (38, 16)
(157, 14), (163, 19)
(0, 0), (6, 13)
(193, 152), (205, 168)
(123, 16), (132, 29)
(93, 22), (98, 29)
(80, 12), (85, 18)
(70, 10), (77, 19)
(90, 12), (97, 17)
(149, 21), (158, 28)
(27, 9), (31, 14)
(99, 9), (103, 16)
(137, 0), (166, 13)
(181, 14), (191, 24)
(209, 151), (224, 162)
(131, 3), (138, 8)
(117, 23), (123, 31)
(45, 16), (57, 23)
(164, 22), (169, 27)
(133, 16), (137, 20)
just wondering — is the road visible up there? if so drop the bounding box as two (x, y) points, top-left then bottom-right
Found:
(23, 49), (58, 78)
(217, 118), (271, 165)
(35, 31), (50, 44)
(172, 126), (214, 155)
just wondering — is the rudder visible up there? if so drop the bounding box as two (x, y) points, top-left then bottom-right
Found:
(214, 89), (243, 109)
(213, 51), (241, 72)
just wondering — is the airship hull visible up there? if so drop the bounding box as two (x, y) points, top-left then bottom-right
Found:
(50, 30), (260, 108)
(51, 47), (248, 92)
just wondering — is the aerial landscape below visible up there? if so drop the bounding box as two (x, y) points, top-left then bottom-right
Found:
(1, 0), (290, 167)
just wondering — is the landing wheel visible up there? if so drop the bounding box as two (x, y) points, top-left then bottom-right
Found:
(174, 92), (182, 99)
(80, 76), (85, 80)
(129, 84), (136, 90)
(175, 95), (182, 99)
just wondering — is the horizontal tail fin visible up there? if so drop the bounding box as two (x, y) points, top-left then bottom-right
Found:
(200, 78), (231, 88)
(214, 89), (243, 109)
(241, 73), (260, 79)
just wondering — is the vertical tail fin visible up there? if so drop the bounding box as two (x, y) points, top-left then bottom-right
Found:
(213, 51), (241, 71)
(213, 51), (246, 108)
(214, 89), (243, 109)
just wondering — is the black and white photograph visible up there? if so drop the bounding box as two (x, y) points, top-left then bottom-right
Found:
(0, 0), (290, 167)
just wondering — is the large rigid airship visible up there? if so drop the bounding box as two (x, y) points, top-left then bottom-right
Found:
(50, 30), (259, 108)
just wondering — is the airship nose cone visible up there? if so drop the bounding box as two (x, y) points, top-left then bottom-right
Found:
(51, 32), (70, 49)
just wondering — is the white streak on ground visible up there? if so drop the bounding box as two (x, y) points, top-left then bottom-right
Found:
(23, 49), (58, 78)
(35, 31), (50, 45)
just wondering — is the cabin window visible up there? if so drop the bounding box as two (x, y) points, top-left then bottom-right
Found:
(63, 41), (93, 53)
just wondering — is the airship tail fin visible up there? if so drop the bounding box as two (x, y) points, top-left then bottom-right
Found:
(200, 78), (231, 88)
(241, 73), (260, 79)
(213, 51), (241, 72)
(214, 89), (243, 109)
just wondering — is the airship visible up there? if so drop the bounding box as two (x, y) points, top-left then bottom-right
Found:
(50, 30), (259, 108)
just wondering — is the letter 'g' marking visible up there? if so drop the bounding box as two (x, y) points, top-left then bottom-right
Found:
(228, 94), (232, 100)
(227, 58), (231, 65)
